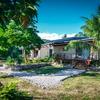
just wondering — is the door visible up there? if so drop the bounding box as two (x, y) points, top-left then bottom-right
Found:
(49, 49), (53, 57)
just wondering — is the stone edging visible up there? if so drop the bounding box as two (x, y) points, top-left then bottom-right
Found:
(11, 63), (51, 71)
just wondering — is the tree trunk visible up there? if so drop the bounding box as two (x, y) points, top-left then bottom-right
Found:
(23, 49), (27, 63)
(97, 48), (100, 60)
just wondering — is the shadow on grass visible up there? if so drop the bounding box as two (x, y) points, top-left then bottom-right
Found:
(81, 71), (100, 77)
(33, 96), (48, 100)
(24, 66), (66, 75)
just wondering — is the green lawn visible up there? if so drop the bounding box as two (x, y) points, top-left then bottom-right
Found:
(23, 65), (65, 74)
(0, 71), (100, 100)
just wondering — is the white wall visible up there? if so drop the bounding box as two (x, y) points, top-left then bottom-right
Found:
(53, 45), (76, 54)
(38, 45), (54, 58)
(53, 45), (76, 59)
(90, 50), (100, 60)
(53, 45), (64, 53)
(53, 45), (91, 59)
(36, 44), (93, 60)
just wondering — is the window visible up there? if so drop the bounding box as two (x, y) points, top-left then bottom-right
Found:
(34, 50), (38, 57)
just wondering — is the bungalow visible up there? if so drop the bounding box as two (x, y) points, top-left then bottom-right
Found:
(30, 37), (99, 60)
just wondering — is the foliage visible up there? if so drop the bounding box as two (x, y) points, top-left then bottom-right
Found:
(31, 57), (53, 64)
(91, 60), (100, 67)
(81, 6), (100, 49)
(65, 40), (91, 56)
(5, 56), (15, 66)
(5, 55), (23, 66)
(0, 20), (43, 63)
(0, 82), (32, 100)
(0, 0), (44, 64)
(0, 27), (8, 58)
(8, 47), (24, 64)
(0, 48), (8, 59)
(1, 71), (100, 100)
(4, 20), (43, 49)
(65, 6), (100, 58)
(75, 32), (87, 37)
(0, 0), (43, 60)
(0, 0), (40, 28)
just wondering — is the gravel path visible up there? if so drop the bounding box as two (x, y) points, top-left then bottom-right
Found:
(0, 67), (85, 88)
(21, 69), (85, 88)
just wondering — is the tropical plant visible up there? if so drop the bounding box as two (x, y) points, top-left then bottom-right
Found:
(0, 0), (43, 63)
(65, 6), (100, 60)
(75, 32), (87, 37)
(0, 83), (32, 100)
(81, 6), (100, 59)
(0, 0), (40, 28)
(65, 40), (91, 57)
(81, 16), (100, 49)
(0, 0), (44, 63)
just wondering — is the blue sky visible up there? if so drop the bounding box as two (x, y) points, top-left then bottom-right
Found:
(37, 0), (100, 40)
(37, 0), (100, 34)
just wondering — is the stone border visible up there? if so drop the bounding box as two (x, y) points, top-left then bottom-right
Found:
(11, 63), (51, 71)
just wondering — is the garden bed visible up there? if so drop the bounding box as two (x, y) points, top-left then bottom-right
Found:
(11, 63), (51, 71)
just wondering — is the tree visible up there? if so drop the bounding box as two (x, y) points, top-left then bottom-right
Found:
(81, 6), (100, 59)
(0, 27), (9, 59)
(0, 0), (40, 28)
(4, 20), (43, 49)
(0, 20), (43, 63)
(75, 32), (87, 37)
(81, 16), (100, 48)
(65, 6), (100, 60)
(0, 0), (44, 63)
(65, 40), (91, 57)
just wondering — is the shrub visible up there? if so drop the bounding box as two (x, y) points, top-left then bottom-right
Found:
(16, 55), (24, 65)
(32, 57), (54, 64)
(91, 60), (100, 67)
(6, 56), (15, 66)
(0, 83), (32, 100)
(5, 56), (24, 66)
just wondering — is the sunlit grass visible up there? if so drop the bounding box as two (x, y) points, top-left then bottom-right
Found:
(0, 71), (100, 100)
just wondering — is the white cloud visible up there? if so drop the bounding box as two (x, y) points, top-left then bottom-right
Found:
(67, 33), (77, 37)
(38, 32), (76, 40)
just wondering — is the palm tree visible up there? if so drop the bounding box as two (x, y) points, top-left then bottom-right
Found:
(0, 0), (44, 63)
(75, 32), (87, 37)
(65, 40), (91, 58)
(81, 6), (100, 59)
(65, 6), (100, 60)
(0, 0), (40, 28)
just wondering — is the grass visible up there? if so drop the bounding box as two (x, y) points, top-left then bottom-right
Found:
(23, 65), (65, 74)
(0, 71), (100, 100)
(61, 71), (100, 100)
